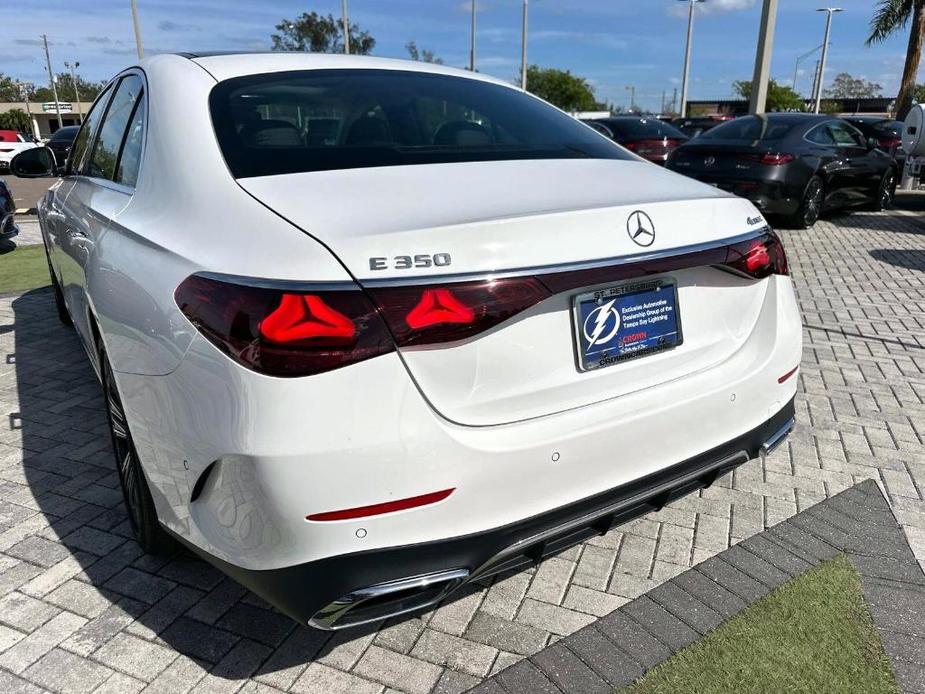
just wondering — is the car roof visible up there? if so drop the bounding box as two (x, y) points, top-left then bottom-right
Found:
(148, 52), (516, 90)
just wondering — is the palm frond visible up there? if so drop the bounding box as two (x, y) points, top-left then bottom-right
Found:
(866, 0), (914, 45)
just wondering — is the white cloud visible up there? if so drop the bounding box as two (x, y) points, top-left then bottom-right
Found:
(668, 0), (756, 18)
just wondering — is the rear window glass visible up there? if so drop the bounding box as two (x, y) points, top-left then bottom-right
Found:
(597, 118), (686, 139)
(209, 69), (631, 178)
(699, 116), (798, 142)
(50, 127), (78, 141)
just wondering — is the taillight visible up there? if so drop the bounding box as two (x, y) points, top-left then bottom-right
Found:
(878, 137), (902, 149)
(723, 231), (788, 279)
(369, 277), (551, 347)
(744, 152), (795, 166)
(174, 275), (393, 377)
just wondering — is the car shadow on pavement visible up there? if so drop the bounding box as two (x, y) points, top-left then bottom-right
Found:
(869, 248), (925, 272)
(8, 287), (420, 685)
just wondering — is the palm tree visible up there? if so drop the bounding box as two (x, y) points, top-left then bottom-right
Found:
(866, 0), (925, 120)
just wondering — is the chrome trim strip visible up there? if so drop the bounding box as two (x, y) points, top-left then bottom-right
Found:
(359, 227), (769, 288)
(309, 568), (469, 630)
(760, 417), (795, 460)
(195, 271), (358, 293)
(470, 449), (750, 581)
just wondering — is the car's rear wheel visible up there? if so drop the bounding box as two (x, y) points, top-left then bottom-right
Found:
(865, 169), (896, 211)
(43, 245), (72, 327)
(784, 176), (824, 229)
(100, 347), (175, 555)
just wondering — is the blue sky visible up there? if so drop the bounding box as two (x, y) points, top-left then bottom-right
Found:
(3, 0), (919, 112)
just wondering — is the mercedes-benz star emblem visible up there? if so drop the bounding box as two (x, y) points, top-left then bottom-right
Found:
(704, 156), (716, 166)
(627, 210), (656, 247)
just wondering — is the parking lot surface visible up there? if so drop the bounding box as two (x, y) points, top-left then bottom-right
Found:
(2, 176), (53, 214)
(0, 208), (922, 693)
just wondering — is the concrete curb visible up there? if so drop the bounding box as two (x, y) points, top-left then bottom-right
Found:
(469, 480), (925, 694)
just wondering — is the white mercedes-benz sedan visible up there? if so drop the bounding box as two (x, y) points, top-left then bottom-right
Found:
(12, 53), (801, 630)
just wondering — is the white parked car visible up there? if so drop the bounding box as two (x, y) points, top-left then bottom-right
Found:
(0, 129), (38, 172)
(12, 53), (801, 630)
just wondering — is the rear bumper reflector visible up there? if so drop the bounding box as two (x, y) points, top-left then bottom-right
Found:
(306, 488), (455, 522)
(777, 365), (799, 384)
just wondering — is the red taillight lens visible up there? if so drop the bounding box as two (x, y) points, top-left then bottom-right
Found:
(754, 153), (795, 166)
(370, 277), (551, 347)
(878, 137), (902, 149)
(175, 275), (393, 377)
(723, 231), (788, 279)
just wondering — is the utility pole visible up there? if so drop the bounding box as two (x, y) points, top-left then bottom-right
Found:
(16, 82), (37, 140)
(626, 85), (636, 113)
(672, 87), (678, 114)
(792, 44), (823, 92)
(342, 0), (350, 54)
(661, 90), (666, 114)
(64, 60), (83, 124)
(814, 8), (842, 113)
(469, 0), (477, 71)
(131, 0), (144, 58)
(520, 0), (528, 90)
(42, 34), (63, 131)
(748, 0), (778, 114)
(678, 0), (705, 118)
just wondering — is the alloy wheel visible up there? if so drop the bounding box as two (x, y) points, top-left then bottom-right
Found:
(803, 180), (823, 226)
(104, 360), (145, 535)
(880, 172), (895, 208)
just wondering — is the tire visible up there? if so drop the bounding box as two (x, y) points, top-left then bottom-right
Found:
(43, 245), (72, 327)
(783, 176), (824, 229)
(864, 169), (896, 212)
(100, 347), (176, 555)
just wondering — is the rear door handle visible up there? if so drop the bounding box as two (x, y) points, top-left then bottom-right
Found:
(67, 229), (93, 245)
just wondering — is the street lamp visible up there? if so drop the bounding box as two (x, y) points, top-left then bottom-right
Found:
(814, 7), (843, 113)
(131, 0), (144, 59)
(626, 85), (636, 113)
(342, 0), (350, 54)
(792, 44), (824, 92)
(469, 0), (477, 71)
(678, 0), (706, 118)
(520, 0), (529, 90)
(64, 60), (83, 124)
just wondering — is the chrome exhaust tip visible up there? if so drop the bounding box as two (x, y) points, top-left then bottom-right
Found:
(760, 417), (795, 461)
(309, 568), (469, 630)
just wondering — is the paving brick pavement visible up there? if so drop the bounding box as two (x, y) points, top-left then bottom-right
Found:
(0, 208), (921, 693)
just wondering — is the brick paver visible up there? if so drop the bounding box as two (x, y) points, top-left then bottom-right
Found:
(0, 208), (922, 692)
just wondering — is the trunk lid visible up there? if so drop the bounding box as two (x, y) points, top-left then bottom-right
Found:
(239, 159), (771, 425)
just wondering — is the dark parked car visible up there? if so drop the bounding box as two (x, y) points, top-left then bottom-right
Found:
(0, 177), (18, 239)
(583, 116), (688, 165)
(665, 113), (898, 228)
(45, 125), (81, 167)
(841, 116), (906, 170)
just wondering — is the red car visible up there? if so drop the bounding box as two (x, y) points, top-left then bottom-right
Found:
(583, 117), (688, 165)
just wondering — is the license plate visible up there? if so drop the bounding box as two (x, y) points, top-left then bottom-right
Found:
(573, 279), (682, 372)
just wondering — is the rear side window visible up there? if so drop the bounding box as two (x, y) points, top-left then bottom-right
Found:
(805, 124), (835, 146)
(209, 69), (630, 177)
(115, 95), (145, 187)
(87, 75), (143, 181)
(700, 116), (797, 142)
(68, 84), (113, 174)
(828, 122), (864, 147)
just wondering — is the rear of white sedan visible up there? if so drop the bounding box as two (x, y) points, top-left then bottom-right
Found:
(33, 53), (801, 630)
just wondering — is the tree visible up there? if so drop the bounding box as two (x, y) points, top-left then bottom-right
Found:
(525, 66), (596, 112)
(31, 73), (106, 103)
(824, 72), (883, 99)
(733, 79), (804, 112)
(271, 12), (375, 54)
(0, 109), (31, 131)
(406, 41), (443, 64)
(915, 83), (925, 102)
(867, 0), (925, 120)
(0, 73), (24, 102)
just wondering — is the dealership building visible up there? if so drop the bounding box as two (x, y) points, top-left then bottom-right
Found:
(0, 101), (90, 139)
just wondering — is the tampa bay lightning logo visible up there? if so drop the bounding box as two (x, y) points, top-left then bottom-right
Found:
(583, 299), (621, 352)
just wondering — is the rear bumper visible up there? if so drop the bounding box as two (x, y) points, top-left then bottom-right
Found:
(669, 171), (801, 216)
(173, 398), (796, 628)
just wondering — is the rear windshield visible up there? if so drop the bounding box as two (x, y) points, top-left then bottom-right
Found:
(699, 116), (798, 142)
(210, 69), (631, 177)
(598, 118), (686, 139)
(50, 127), (79, 141)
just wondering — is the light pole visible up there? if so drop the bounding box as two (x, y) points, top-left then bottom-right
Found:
(626, 85), (636, 113)
(814, 7), (842, 113)
(469, 0), (477, 71)
(16, 81), (37, 141)
(520, 0), (528, 90)
(342, 0), (350, 54)
(792, 44), (823, 92)
(748, 0), (778, 115)
(131, 0), (144, 59)
(64, 60), (83, 124)
(42, 34), (63, 131)
(678, 0), (705, 118)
